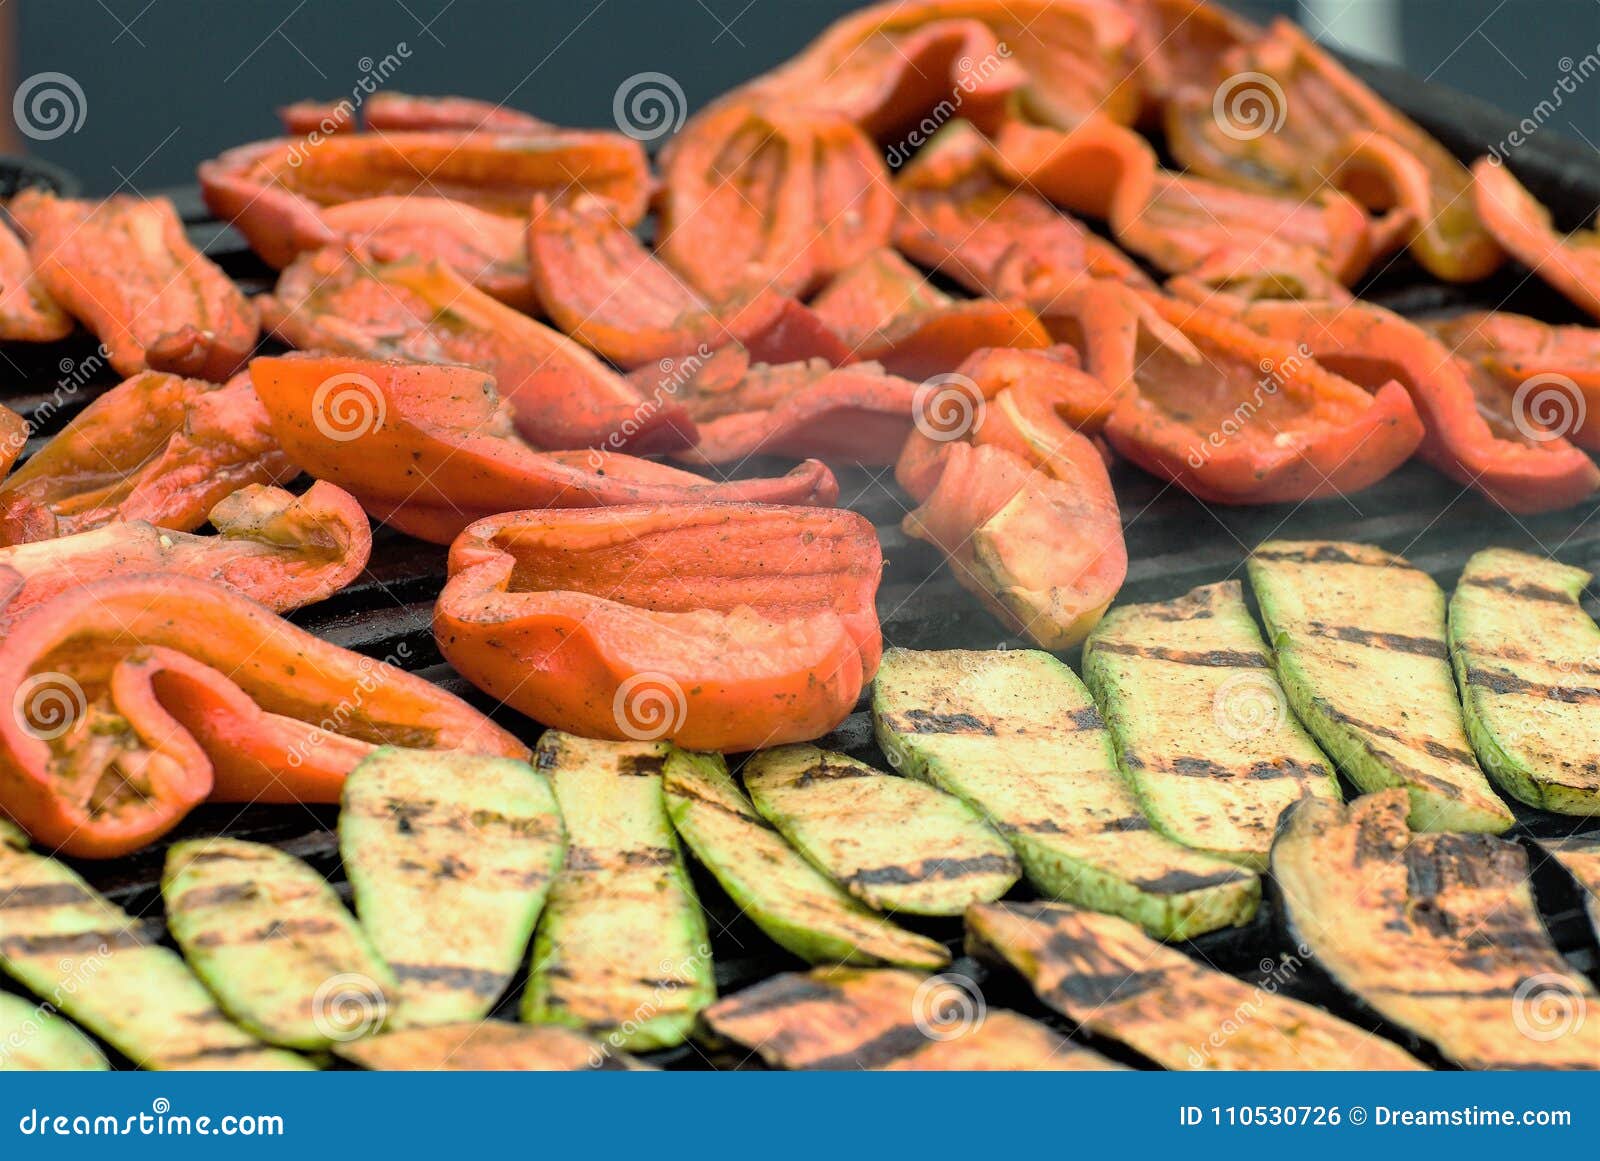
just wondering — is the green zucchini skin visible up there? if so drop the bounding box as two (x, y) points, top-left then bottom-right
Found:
(743, 743), (1020, 916)
(1247, 540), (1513, 833)
(1449, 548), (1600, 815)
(1083, 581), (1341, 868)
(0, 837), (308, 1070)
(340, 746), (567, 1026)
(663, 749), (950, 968)
(0, 991), (109, 1071)
(333, 1020), (650, 1070)
(1538, 837), (1600, 937)
(163, 838), (397, 1051)
(871, 648), (1259, 939)
(521, 732), (714, 1052)
(966, 901), (1423, 1070)
(703, 966), (1117, 1070)
(1272, 790), (1600, 1069)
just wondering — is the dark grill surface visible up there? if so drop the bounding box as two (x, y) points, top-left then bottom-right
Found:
(2, 58), (1599, 1070)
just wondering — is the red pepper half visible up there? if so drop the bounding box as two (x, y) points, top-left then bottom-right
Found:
(261, 248), (693, 454)
(1120, 0), (1260, 116)
(657, 101), (895, 300)
(0, 574), (526, 856)
(1101, 296), (1424, 504)
(525, 197), (848, 370)
(0, 371), (295, 544)
(0, 481), (371, 622)
(810, 248), (1049, 380)
(657, 345), (922, 466)
(1236, 300), (1600, 514)
(0, 217), (71, 343)
(279, 92), (553, 136)
(1472, 159), (1600, 322)
(436, 504), (882, 752)
(198, 130), (649, 308)
(8, 191), (258, 381)
(249, 354), (839, 544)
(1430, 310), (1600, 453)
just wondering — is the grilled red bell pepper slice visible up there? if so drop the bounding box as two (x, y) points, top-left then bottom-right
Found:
(1120, 0), (1260, 115)
(1472, 159), (1600, 322)
(249, 354), (839, 544)
(279, 92), (553, 136)
(8, 191), (258, 381)
(657, 101), (895, 300)
(0, 371), (295, 543)
(1030, 279), (1200, 404)
(198, 129), (648, 308)
(524, 198), (847, 370)
(0, 217), (71, 343)
(899, 372), (1126, 648)
(1101, 296), (1423, 504)
(892, 120), (1149, 301)
(653, 345), (923, 465)
(0, 574), (525, 857)
(1164, 19), (1501, 283)
(1430, 310), (1600, 452)
(810, 248), (1049, 380)
(0, 481), (370, 623)
(435, 504), (881, 752)
(1236, 300), (1599, 514)
(261, 248), (693, 454)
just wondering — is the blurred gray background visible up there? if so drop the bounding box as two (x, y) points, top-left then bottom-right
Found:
(3, 0), (1597, 194)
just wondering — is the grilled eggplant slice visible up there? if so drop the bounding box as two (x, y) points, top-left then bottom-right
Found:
(1273, 789), (1600, 1069)
(1449, 548), (1600, 814)
(702, 966), (1117, 1070)
(341, 747), (566, 1025)
(1539, 837), (1600, 935)
(1248, 540), (1513, 833)
(744, 743), (1020, 916)
(664, 749), (949, 967)
(0, 992), (109, 1071)
(872, 648), (1259, 938)
(163, 838), (397, 1051)
(0, 837), (307, 1069)
(522, 732), (714, 1051)
(333, 1020), (650, 1070)
(1083, 581), (1341, 868)
(967, 900), (1422, 1070)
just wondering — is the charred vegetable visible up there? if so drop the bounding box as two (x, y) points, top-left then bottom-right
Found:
(333, 1020), (649, 1071)
(340, 748), (567, 1026)
(1083, 581), (1341, 868)
(872, 648), (1260, 939)
(522, 733), (714, 1051)
(744, 744), (1020, 916)
(0, 992), (108, 1071)
(663, 749), (949, 968)
(1538, 838), (1600, 936)
(1248, 540), (1513, 833)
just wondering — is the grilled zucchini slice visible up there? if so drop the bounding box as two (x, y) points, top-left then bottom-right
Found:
(522, 732), (714, 1051)
(1539, 837), (1600, 936)
(967, 900), (1422, 1070)
(1248, 540), (1513, 833)
(744, 744), (1020, 916)
(333, 1020), (650, 1070)
(1272, 789), (1600, 1069)
(341, 747), (566, 1025)
(0, 837), (307, 1070)
(702, 966), (1118, 1070)
(1083, 581), (1341, 868)
(872, 648), (1259, 939)
(164, 838), (397, 1051)
(664, 749), (949, 967)
(0, 992), (109, 1071)
(1450, 548), (1600, 814)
